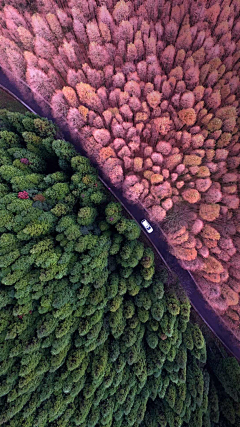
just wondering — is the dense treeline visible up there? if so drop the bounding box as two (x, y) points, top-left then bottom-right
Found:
(207, 349), (240, 427)
(143, 336), (240, 427)
(0, 110), (240, 427)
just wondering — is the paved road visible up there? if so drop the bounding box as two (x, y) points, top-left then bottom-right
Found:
(1, 75), (240, 362)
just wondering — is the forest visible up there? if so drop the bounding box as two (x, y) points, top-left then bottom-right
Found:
(0, 0), (239, 338)
(0, 109), (240, 426)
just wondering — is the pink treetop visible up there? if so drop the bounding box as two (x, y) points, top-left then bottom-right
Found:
(20, 158), (30, 164)
(18, 191), (29, 199)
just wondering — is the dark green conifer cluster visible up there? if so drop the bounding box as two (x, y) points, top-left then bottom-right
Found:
(205, 338), (240, 427)
(0, 110), (239, 427)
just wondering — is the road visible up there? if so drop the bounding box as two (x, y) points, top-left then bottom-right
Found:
(1, 74), (240, 362)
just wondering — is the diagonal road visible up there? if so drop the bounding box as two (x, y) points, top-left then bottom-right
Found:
(1, 74), (240, 362)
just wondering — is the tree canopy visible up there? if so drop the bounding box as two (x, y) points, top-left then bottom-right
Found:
(0, 109), (239, 427)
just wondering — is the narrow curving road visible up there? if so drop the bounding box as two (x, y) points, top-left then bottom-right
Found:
(1, 75), (240, 362)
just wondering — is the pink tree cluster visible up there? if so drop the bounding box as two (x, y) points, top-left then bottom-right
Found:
(18, 191), (29, 199)
(0, 0), (240, 338)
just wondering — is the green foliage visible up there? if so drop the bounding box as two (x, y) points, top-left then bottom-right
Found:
(115, 217), (141, 240)
(77, 207), (97, 226)
(0, 130), (20, 148)
(210, 356), (240, 402)
(141, 248), (154, 269)
(105, 202), (122, 225)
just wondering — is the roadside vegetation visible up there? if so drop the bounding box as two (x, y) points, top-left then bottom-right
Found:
(0, 88), (27, 114)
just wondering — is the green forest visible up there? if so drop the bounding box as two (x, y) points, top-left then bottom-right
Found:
(0, 109), (240, 427)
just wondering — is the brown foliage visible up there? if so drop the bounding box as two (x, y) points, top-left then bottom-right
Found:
(182, 189), (201, 204)
(178, 108), (196, 126)
(199, 204), (220, 221)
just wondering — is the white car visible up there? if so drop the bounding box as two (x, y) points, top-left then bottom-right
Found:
(141, 219), (153, 233)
